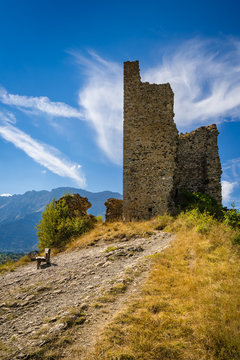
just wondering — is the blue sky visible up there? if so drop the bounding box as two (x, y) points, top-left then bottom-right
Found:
(0, 0), (240, 207)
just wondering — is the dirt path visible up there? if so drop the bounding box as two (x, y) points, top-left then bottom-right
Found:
(0, 231), (172, 359)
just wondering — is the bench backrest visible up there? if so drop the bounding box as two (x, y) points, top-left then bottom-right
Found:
(45, 248), (51, 263)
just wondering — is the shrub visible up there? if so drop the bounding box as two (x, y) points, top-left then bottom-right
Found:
(176, 190), (224, 219)
(36, 197), (95, 250)
(168, 208), (217, 235)
(231, 232), (240, 245)
(174, 192), (240, 246)
(224, 208), (240, 229)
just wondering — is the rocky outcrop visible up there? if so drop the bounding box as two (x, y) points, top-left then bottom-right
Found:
(57, 193), (92, 218)
(105, 198), (123, 222)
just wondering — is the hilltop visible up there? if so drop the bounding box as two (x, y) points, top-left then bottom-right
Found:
(0, 211), (239, 360)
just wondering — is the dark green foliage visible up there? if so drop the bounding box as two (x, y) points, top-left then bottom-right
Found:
(176, 190), (240, 246)
(36, 197), (95, 250)
(231, 233), (240, 245)
(223, 208), (240, 245)
(176, 190), (224, 219)
(223, 208), (240, 229)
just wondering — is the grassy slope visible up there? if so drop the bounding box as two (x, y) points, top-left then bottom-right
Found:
(66, 217), (168, 250)
(0, 217), (165, 274)
(1, 212), (239, 360)
(89, 211), (240, 360)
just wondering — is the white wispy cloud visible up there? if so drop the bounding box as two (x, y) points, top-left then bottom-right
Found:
(72, 51), (123, 164)
(0, 109), (16, 124)
(1, 39), (239, 167)
(143, 39), (240, 128)
(0, 113), (86, 187)
(223, 158), (240, 179)
(0, 193), (12, 197)
(221, 158), (240, 204)
(222, 180), (238, 202)
(73, 39), (240, 163)
(0, 87), (83, 118)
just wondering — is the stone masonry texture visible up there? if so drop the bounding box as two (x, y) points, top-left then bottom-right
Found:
(123, 60), (222, 221)
(177, 125), (222, 204)
(105, 198), (123, 222)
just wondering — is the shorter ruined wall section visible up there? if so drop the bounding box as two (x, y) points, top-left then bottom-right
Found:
(105, 198), (123, 222)
(177, 124), (222, 204)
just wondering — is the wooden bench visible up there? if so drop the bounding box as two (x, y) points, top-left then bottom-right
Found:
(36, 248), (51, 269)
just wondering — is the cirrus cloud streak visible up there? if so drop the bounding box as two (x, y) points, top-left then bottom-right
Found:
(143, 39), (240, 128)
(0, 112), (86, 187)
(75, 39), (240, 163)
(73, 51), (123, 164)
(0, 87), (82, 118)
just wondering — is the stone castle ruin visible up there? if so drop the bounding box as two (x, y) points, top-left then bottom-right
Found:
(123, 60), (222, 221)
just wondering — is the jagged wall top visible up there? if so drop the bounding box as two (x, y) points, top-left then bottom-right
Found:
(123, 60), (178, 220)
(177, 124), (222, 204)
(123, 60), (222, 220)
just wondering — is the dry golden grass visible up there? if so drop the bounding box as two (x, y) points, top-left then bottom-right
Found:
(89, 211), (240, 360)
(0, 255), (31, 274)
(66, 214), (172, 251)
(1, 211), (240, 359)
(0, 215), (172, 274)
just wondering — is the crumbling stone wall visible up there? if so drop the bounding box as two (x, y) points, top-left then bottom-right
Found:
(105, 198), (123, 222)
(123, 60), (222, 220)
(123, 61), (178, 221)
(177, 125), (222, 204)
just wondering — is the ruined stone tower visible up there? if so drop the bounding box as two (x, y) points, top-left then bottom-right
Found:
(123, 61), (178, 220)
(123, 60), (222, 221)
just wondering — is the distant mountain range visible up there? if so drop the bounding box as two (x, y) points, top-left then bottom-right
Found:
(0, 187), (122, 252)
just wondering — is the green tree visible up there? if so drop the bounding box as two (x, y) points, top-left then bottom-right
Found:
(36, 197), (94, 250)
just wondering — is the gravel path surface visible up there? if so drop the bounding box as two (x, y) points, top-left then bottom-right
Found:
(0, 231), (172, 359)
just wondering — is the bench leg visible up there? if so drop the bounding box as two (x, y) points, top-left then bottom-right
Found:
(37, 259), (41, 269)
